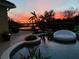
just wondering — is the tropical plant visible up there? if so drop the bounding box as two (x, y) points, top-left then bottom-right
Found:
(20, 48), (51, 59)
(2, 31), (11, 41)
(29, 11), (37, 24)
(38, 10), (55, 30)
(63, 8), (76, 19)
(74, 15), (79, 25)
(39, 10), (55, 22)
(29, 11), (37, 31)
(25, 35), (37, 41)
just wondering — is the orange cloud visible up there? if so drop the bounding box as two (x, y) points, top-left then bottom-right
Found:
(9, 12), (31, 23)
(54, 12), (64, 19)
(9, 11), (65, 23)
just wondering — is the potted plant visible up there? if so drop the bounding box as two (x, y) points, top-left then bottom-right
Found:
(25, 35), (37, 41)
(24, 35), (41, 47)
(23, 35), (43, 59)
(2, 32), (11, 41)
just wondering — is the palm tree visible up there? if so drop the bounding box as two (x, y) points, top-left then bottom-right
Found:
(39, 11), (48, 22)
(63, 8), (76, 19)
(29, 11), (37, 31)
(48, 10), (55, 18)
(39, 10), (55, 22)
(29, 11), (37, 24)
(47, 10), (55, 29)
(38, 10), (55, 30)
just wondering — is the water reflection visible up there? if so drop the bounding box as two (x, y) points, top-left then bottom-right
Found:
(12, 39), (79, 59)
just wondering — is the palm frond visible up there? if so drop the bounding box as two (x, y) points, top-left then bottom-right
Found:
(49, 10), (55, 16)
(44, 11), (49, 17)
(31, 11), (37, 18)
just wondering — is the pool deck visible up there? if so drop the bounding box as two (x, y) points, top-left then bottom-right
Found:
(0, 31), (33, 59)
(0, 30), (78, 59)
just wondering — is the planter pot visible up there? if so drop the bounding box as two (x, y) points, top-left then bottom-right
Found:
(24, 35), (41, 47)
(2, 32), (11, 41)
(11, 28), (19, 33)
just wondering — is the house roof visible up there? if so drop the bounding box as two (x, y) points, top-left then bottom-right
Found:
(0, 1), (16, 8)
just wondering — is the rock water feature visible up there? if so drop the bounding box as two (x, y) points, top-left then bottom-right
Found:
(53, 30), (77, 43)
(2, 30), (79, 59)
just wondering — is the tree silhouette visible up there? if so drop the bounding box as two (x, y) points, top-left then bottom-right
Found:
(39, 10), (55, 22)
(63, 8), (76, 19)
(29, 11), (37, 31)
(74, 15), (79, 25)
(29, 11), (37, 24)
(46, 10), (55, 29)
(29, 9), (79, 32)
(37, 10), (55, 31)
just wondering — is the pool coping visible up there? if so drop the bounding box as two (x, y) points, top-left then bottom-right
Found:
(1, 37), (41, 59)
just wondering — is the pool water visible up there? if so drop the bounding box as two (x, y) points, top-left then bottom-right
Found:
(12, 40), (79, 59)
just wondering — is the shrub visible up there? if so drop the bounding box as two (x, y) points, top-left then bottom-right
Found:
(25, 35), (37, 41)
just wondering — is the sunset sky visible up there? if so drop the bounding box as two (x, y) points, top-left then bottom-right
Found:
(8, 0), (79, 23)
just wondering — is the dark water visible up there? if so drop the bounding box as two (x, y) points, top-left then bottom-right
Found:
(12, 40), (79, 59)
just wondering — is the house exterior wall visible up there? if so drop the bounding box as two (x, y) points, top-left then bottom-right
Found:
(0, 5), (9, 41)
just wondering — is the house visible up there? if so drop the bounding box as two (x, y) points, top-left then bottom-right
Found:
(0, 0), (16, 41)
